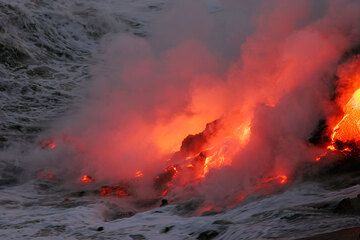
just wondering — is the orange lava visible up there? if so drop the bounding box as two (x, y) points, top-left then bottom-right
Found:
(278, 175), (288, 184)
(331, 88), (360, 143)
(329, 56), (360, 146)
(80, 175), (94, 184)
(99, 186), (129, 198)
(313, 56), (360, 163)
(261, 174), (289, 185)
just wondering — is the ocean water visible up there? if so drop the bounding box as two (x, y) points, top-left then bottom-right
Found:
(0, 1), (359, 239)
(0, 0), (163, 145)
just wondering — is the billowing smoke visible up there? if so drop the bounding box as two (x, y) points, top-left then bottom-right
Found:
(33, 0), (360, 205)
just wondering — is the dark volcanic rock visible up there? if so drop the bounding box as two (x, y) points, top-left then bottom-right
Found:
(296, 227), (360, 240)
(308, 119), (329, 145)
(297, 148), (360, 190)
(0, 42), (30, 68)
(212, 220), (233, 225)
(68, 191), (86, 197)
(133, 198), (159, 208)
(340, 44), (360, 63)
(334, 195), (360, 214)
(103, 210), (135, 222)
(153, 167), (177, 191)
(160, 199), (168, 207)
(174, 199), (203, 216)
(160, 225), (174, 233)
(0, 161), (22, 187)
(179, 120), (220, 156)
(129, 234), (146, 240)
(197, 230), (219, 240)
(26, 66), (55, 78)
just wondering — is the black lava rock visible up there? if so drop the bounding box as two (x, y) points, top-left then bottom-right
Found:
(161, 225), (174, 233)
(197, 230), (219, 240)
(160, 199), (168, 207)
(334, 195), (360, 214)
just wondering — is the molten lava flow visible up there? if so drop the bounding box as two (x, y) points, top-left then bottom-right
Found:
(326, 145), (336, 151)
(80, 117), (256, 201)
(99, 185), (129, 197)
(331, 88), (360, 144)
(315, 55), (360, 157)
(201, 122), (252, 177)
(315, 57), (360, 162)
(153, 165), (178, 195)
(278, 175), (288, 184)
(172, 118), (253, 180)
(260, 174), (288, 186)
(80, 175), (94, 184)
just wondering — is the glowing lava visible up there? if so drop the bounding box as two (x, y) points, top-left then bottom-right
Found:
(313, 57), (360, 164)
(322, 56), (360, 155)
(80, 175), (94, 184)
(331, 88), (360, 143)
(99, 185), (129, 197)
(134, 170), (144, 178)
(261, 174), (288, 185)
(178, 118), (253, 179)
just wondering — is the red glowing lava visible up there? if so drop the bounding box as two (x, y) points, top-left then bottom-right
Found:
(80, 175), (94, 184)
(328, 56), (360, 149)
(331, 88), (360, 144)
(313, 56), (360, 164)
(37, 4), (360, 207)
(259, 174), (289, 187)
(99, 185), (129, 198)
(100, 186), (112, 196)
(278, 175), (288, 184)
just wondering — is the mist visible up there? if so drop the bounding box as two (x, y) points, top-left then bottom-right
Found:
(31, 0), (360, 205)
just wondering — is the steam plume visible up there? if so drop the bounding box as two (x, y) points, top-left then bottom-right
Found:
(35, 0), (360, 204)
